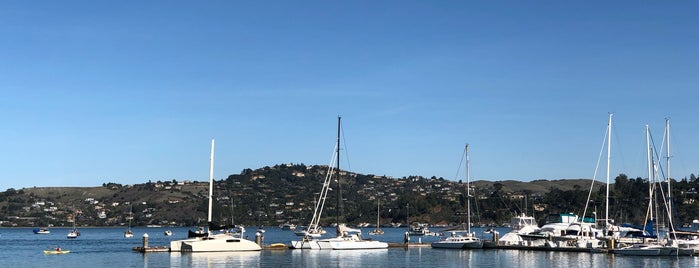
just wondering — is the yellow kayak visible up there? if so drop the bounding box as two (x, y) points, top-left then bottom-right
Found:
(44, 250), (70, 254)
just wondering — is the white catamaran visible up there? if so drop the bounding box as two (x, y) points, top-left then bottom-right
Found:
(170, 139), (261, 252)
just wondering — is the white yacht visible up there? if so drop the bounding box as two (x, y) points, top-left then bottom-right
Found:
(497, 213), (540, 246)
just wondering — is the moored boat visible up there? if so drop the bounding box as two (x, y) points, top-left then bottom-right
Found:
(431, 144), (482, 250)
(67, 229), (80, 239)
(169, 139), (261, 252)
(33, 228), (50, 234)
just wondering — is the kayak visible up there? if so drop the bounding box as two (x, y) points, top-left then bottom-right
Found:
(43, 250), (70, 254)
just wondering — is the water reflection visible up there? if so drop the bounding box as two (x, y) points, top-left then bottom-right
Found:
(169, 251), (261, 268)
(292, 249), (390, 268)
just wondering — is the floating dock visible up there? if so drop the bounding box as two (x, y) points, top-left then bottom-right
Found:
(133, 246), (170, 253)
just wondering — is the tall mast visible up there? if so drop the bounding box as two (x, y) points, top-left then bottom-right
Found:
(665, 118), (672, 228)
(645, 125), (653, 221)
(605, 113), (612, 229)
(208, 139), (215, 226)
(377, 199), (380, 227)
(336, 116), (343, 224)
(465, 144), (471, 234)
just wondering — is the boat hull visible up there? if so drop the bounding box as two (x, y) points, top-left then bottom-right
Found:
(327, 240), (388, 250)
(170, 235), (262, 252)
(290, 240), (320, 249)
(44, 250), (70, 254)
(431, 240), (484, 249)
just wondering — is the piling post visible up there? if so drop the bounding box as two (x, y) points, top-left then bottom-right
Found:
(142, 233), (149, 249)
(255, 231), (262, 245)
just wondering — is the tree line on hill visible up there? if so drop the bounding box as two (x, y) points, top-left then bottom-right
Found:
(1, 164), (699, 228)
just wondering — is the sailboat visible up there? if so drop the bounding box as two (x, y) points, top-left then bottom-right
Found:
(615, 123), (692, 256)
(67, 212), (80, 239)
(170, 139), (261, 252)
(124, 205), (134, 238)
(291, 116), (388, 250)
(368, 199), (384, 235)
(432, 144), (483, 249)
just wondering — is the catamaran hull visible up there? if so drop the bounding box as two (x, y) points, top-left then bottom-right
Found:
(431, 241), (483, 249)
(290, 240), (320, 249)
(170, 237), (261, 252)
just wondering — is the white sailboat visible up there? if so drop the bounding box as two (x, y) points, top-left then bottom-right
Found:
(67, 212), (80, 239)
(170, 139), (261, 252)
(124, 205), (134, 238)
(368, 199), (384, 235)
(432, 144), (483, 249)
(291, 116), (388, 250)
(615, 123), (692, 256)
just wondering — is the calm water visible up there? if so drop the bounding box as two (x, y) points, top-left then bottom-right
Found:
(1, 227), (698, 267)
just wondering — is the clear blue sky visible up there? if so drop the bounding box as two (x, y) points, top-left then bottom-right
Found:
(1, 1), (697, 190)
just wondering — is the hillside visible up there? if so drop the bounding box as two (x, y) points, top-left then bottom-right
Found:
(1, 165), (698, 228)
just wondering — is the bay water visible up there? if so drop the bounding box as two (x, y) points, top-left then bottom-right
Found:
(1, 227), (696, 267)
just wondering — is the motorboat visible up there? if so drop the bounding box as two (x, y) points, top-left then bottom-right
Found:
(33, 228), (50, 234)
(432, 230), (483, 249)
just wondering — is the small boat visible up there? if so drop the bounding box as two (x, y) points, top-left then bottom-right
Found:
(67, 214), (80, 239)
(44, 250), (70, 254)
(188, 226), (209, 238)
(408, 223), (431, 236)
(164, 230), (173, 236)
(33, 228), (50, 234)
(67, 229), (80, 239)
(368, 199), (384, 235)
(124, 205), (134, 238)
(294, 228), (326, 237)
(280, 223), (297, 231)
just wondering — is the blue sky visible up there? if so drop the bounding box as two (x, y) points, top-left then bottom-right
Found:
(1, 1), (697, 190)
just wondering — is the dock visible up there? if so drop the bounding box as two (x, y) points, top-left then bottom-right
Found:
(133, 246), (170, 253)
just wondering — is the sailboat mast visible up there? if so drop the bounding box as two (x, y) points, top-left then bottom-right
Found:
(377, 199), (380, 227)
(336, 116), (343, 225)
(466, 144), (471, 234)
(605, 113), (612, 229)
(665, 118), (672, 227)
(208, 139), (215, 225)
(645, 125), (654, 221)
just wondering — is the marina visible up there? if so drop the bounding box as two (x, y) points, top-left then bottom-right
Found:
(2, 226), (698, 268)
